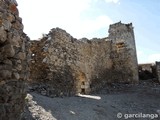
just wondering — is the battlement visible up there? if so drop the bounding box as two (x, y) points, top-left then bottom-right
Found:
(109, 21), (133, 34)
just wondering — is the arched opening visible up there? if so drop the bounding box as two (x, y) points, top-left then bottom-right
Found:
(81, 81), (85, 94)
(75, 71), (91, 94)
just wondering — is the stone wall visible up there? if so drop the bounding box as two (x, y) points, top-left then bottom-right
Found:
(29, 29), (77, 97)
(76, 38), (113, 93)
(139, 63), (154, 72)
(156, 62), (160, 82)
(29, 22), (139, 97)
(29, 28), (113, 96)
(0, 0), (29, 119)
(138, 63), (156, 80)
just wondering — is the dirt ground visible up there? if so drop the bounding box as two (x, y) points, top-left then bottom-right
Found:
(23, 80), (160, 120)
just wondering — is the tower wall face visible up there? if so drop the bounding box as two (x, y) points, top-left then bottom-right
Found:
(108, 22), (139, 83)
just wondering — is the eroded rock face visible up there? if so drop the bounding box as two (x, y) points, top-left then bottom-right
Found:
(29, 22), (139, 97)
(0, 0), (30, 119)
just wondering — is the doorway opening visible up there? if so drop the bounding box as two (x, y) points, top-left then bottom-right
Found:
(81, 81), (85, 94)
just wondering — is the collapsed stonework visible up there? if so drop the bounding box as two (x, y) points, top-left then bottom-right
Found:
(138, 63), (156, 80)
(156, 62), (160, 82)
(139, 63), (154, 73)
(29, 22), (139, 97)
(0, 0), (30, 120)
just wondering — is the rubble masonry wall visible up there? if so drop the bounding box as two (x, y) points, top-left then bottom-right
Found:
(0, 0), (29, 119)
(29, 22), (139, 97)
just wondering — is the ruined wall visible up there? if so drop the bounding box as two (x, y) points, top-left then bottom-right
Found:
(29, 28), (113, 96)
(0, 0), (29, 119)
(108, 22), (138, 83)
(139, 63), (154, 72)
(30, 29), (77, 97)
(156, 62), (160, 82)
(138, 63), (156, 80)
(29, 22), (138, 96)
(78, 38), (114, 93)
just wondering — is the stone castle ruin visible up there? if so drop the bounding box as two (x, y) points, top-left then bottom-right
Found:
(29, 22), (139, 97)
(0, 0), (160, 120)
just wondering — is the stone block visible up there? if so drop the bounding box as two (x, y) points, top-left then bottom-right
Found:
(10, 36), (20, 47)
(7, 13), (15, 23)
(2, 44), (15, 57)
(2, 20), (12, 31)
(15, 64), (22, 71)
(0, 64), (12, 70)
(0, 19), (2, 26)
(0, 7), (5, 13)
(9, 4), (17, 13)
(10, 0), (18, 6)
(0, 26), (7, 43)
(17, 52), (26, 60)
(12, 20), (23, 30)
(0, 70), (12, 79)
(13, 72), (20, 80)
(0, 81), (6, 85)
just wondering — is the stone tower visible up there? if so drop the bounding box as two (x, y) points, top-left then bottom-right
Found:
(108, 21), (139, 83)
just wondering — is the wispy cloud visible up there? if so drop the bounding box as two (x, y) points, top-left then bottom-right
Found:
(104, 0), (120, 4)
(65, 15), (113, 39)
(148, 54), (160, 63)
(17, 0), (112, 39)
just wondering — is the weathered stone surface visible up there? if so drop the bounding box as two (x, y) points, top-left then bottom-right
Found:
(0, 0), (30, 120)
(11, 0), (18, 6)
(0, 70), (12, 79)
(17, 52), (26, 60)
(7, 13), (15, 23)
(1, 44), (15, 57)
(9, 3), (18, 14)
(0, 64), (12, 70)
(0, 27), (7, 43)
(156, 62), (160, 82)
(108, 22), (139, 83)
(29, 22), (139, 97)
(3, 19), (12, 31)
(15, 63), (22, 71)
(9, 35), (21, 47)
(12, 20), (23, 30)
(13, 72), (20, 79)
(138, 63), (156, 80)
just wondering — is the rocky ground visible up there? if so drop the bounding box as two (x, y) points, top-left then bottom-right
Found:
(23, 80), (160, 120)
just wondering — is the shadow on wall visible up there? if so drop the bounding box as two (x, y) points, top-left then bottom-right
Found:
(28, 65), (76, 97)
(90, 67), (133, 93)
(138, 64), (156, 80)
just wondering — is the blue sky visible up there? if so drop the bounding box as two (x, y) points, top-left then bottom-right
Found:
(16, 0), (160, 64)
